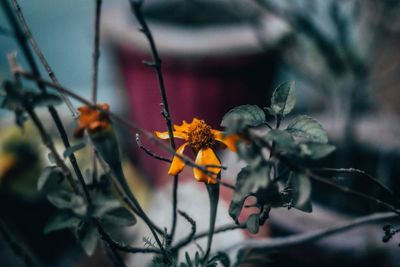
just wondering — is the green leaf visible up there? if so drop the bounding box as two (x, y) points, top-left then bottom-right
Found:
(185, 252), (193, 267)
(44, 211), (81, 234)
(37, 166), (63, 191)
(205, 182), (220, 260)
(299, 143), (335, 159)
(101, 207), (137, 227)
(63, 143), (86, 158)
(286, 115), (328, 144)
(229, 166), (270, 223)
(215, 252), (230, 267)
(79, 224), (98, 256)
(236, 142), (262, 167)
(31, 93), (62, 107)
(289, 173), (312, 212)
(246, 214), (260, 234)
(221, 105), (265, 133)
(263, 129), (298, 154)
(271, 81), (296, 116)
(47, 190), (87, 215)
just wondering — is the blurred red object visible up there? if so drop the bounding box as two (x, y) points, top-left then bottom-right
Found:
(117, 46), (279, 184)
(103, 2), (290, 184)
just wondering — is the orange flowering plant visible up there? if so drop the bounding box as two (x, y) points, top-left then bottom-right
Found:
(74, 103), (111, 137)
(155, 118), (238, 184)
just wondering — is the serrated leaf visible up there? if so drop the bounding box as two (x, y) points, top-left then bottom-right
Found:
(221, 105), (265, 133)
(79, 225), (98, 256)
(37, 166), (63, 191)
(101, 207), (136, 227)
(229, 166), (270, 223)
(246, 214), (260, 234)
(92, 198), (121, 218)
(263, 129), (298, 154)
(47, 190), (86, 215)
(236, 142), (262, 167)
(31, 93), (62, 107)
(299, 143), (335, 159)
(271, 81), (296, 116)
(289, 173), (312, 212)
(63, 143), (86, 158)
(44, 211), (81, 234)
(286, 115), (328, 144)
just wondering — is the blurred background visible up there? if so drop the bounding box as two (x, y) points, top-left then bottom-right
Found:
(0, 0), (400, 266)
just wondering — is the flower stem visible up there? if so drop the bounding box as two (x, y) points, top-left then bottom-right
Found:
(129, 0), (179, 245)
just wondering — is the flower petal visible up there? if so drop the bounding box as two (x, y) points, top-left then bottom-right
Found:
(212, 130), (239, 152)
(168, 143), (188, 176)
(154, 131), (187, 140)
(193, 148), (221, 184)
(173, 120), (190, 133)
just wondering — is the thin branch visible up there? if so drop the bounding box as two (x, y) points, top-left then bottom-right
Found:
(91, 0), (102, 104)
(89, 0), (102, 194)
(191, 223), (246, 242)
(226, 212), (398, 252)
(2, 0), (91, 203)
(312, 167), (400, 203)
(172, 210), (197, 251)
(136, 133), (172, 163)
(14, 70), (237, 190)
(4, 80), (80, 195)
(94, 219), (161, 254)
(129, 0), (180, 245)
(10, 0), (78, 118)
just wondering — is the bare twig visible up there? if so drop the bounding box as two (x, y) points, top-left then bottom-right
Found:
(136, 133), (172, 163)
(226, 212), (398, 252)
(15, 70), (237, 191)
(10, 0), (78, 118)
(89, 0), (102, 190)
(3, 75), (79, 194)
(172, 210), (197, 251)
(129, 0), (180, 245)
(191, 223), (246, 243)
(2, 0), (91, 204)
(312, 167), (400, 203)
(91, 0), (102, 104)
(94, 219), (161, 254)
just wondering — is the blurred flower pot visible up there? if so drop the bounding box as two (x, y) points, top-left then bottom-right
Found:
(102, 0), (290, 184)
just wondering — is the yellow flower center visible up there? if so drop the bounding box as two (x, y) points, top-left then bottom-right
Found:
(187, 120), (215, 152)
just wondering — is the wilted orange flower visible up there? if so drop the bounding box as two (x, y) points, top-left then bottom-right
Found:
(155, 118), (238, 184)
(74, 103), (111, 137)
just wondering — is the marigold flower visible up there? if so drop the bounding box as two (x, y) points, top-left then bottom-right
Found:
(74, 103), (111, 137)
(155, 118), (238, 184)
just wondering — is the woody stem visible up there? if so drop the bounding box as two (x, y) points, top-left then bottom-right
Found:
(129, 0), (179, 246)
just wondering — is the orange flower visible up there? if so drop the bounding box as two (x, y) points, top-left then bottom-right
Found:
(155, 118), (238, 184)
(74, 103), (111, 137)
